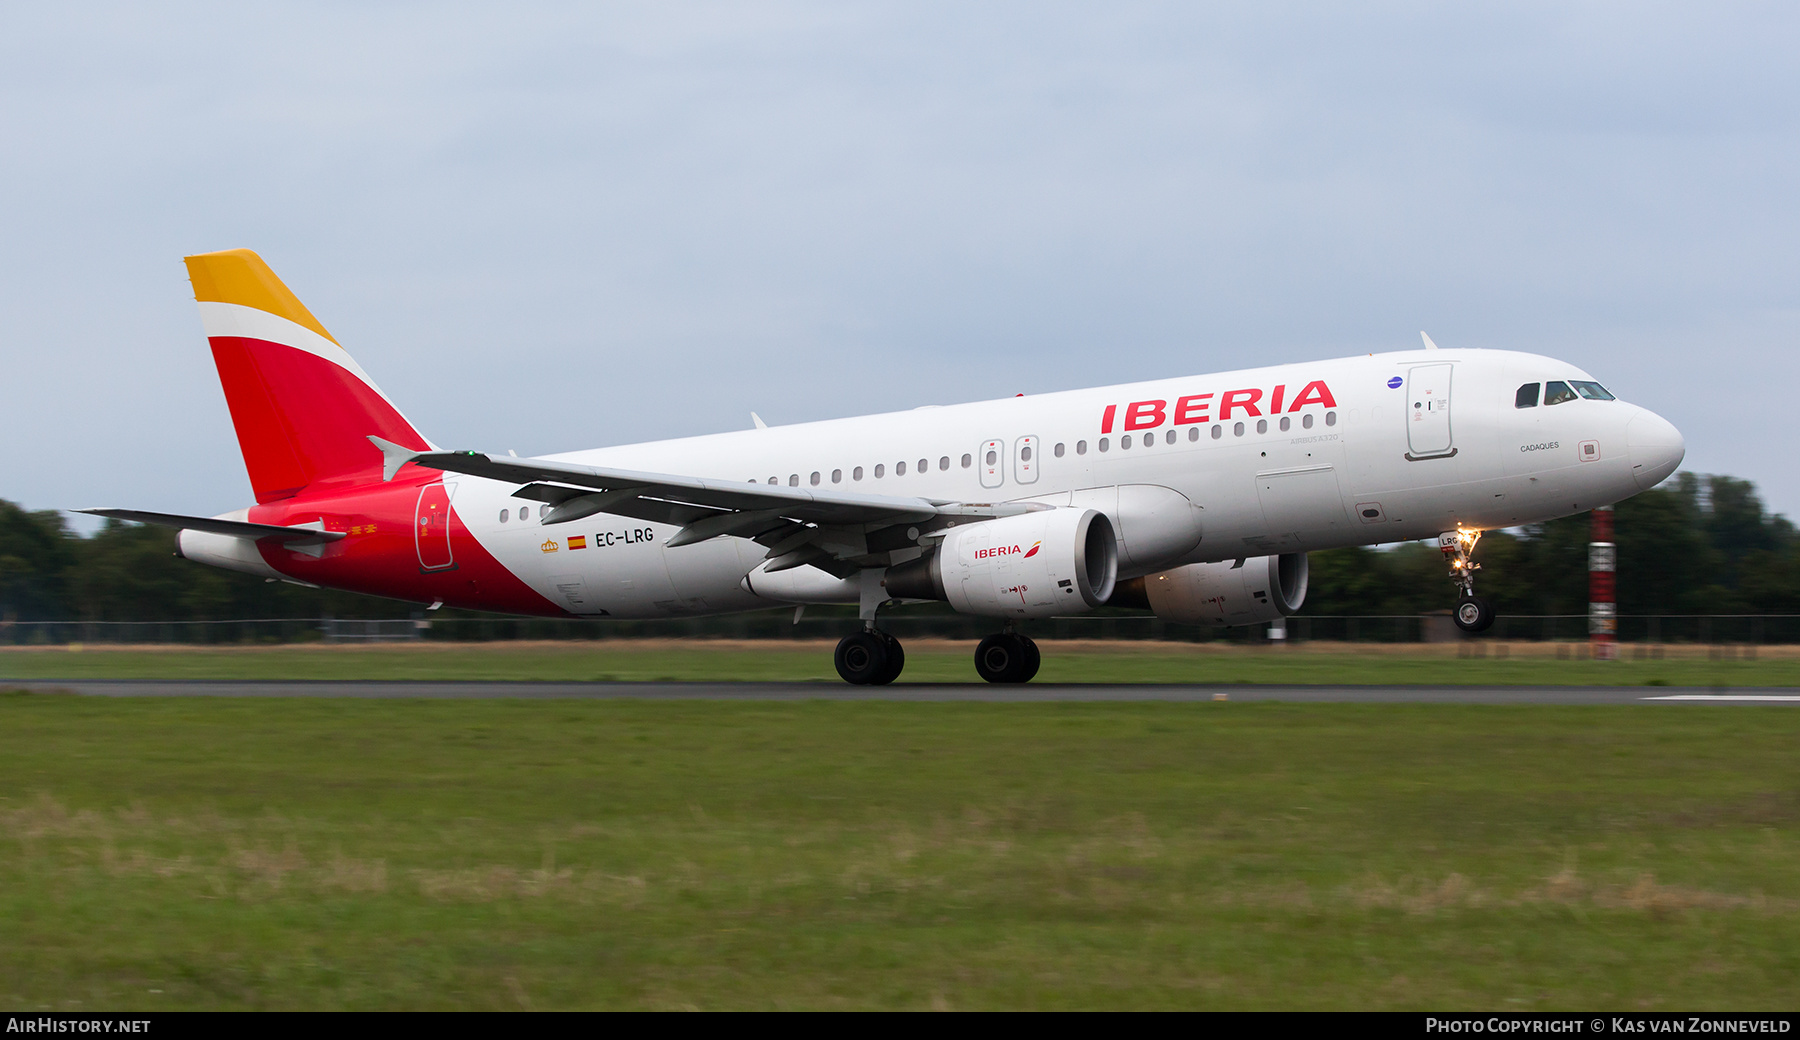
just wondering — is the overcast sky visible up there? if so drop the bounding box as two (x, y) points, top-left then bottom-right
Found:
(4, 3), (1797, 529)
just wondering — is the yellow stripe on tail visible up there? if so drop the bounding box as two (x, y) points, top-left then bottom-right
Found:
(184, 248), (339, 346)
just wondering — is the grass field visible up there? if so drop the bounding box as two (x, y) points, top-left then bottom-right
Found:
(2, 638), (1796, 686)
(2, 692), (1797, 1009)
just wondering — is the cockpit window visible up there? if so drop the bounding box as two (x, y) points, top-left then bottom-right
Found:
(1543, 380), (1578, 406)
(1515, 383), (1540, 408)
(1570, 380), (1615, 401)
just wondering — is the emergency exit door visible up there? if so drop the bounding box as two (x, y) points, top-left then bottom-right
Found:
(1405, 363), (1455, 459)
(415, 482), (457, 571)
(1013, 435), (1039, 484)
(978, 439), (1005, 489)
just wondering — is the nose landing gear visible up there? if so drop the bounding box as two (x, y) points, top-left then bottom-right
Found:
(1440, 527), (1495, 633)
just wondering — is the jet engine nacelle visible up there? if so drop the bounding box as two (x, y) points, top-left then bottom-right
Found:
(885, 508), (1118, 618)
(1140, 553), (1308, 627)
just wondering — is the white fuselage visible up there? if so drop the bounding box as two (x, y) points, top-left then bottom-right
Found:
(425, 347), (1683, 619)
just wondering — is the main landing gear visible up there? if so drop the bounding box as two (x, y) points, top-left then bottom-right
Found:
(835, 568), (908, 686)
(1440, 527), (1495, 633)
(832, 627), (1042, 684)
(833, 629), (905, 686)
(974, 629), (1040, 684)
(832, 569), (1040, 685)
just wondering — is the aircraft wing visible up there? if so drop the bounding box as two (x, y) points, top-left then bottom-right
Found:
(371, 436), (1041, 575)
(75, 508), (348, 543)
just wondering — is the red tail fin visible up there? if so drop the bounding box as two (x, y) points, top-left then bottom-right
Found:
(184, 249), (432, 502)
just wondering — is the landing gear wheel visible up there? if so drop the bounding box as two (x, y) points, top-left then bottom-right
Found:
(870, 631), (905, 686)
(1017, 635), (1041, 683)
(834, 631), (891, 685)
(1454, 594), (1495, 634)
(975, 633), (1036, 684)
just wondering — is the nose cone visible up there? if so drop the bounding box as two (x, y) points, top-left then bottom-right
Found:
(1627, 408), (1685, 490)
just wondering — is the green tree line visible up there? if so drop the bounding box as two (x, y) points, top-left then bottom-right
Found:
(1303, 473), (1799, 617)
(1, 472), (1795, 624)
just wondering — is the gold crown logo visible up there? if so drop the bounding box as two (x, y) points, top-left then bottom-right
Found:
(540, 539), (560, 553)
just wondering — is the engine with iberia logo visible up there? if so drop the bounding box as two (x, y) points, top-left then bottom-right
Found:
(884, 509), (1118, 617)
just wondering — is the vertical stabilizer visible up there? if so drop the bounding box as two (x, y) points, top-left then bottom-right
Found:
(185, 249), (432, 502)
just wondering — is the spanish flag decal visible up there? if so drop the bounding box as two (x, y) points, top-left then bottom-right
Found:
(568, 535), (588, 550)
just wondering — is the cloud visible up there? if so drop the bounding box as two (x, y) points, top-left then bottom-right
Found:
(2, 3), (1795, 519)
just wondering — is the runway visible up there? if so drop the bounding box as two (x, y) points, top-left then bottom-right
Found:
(14, 680), (1800, 704)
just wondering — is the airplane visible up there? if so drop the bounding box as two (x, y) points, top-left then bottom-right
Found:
(83, 249), (1686, 684)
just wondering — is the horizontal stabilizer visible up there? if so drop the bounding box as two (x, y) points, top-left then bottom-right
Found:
(368, 435), (421, 482)
(76, 508), (348, 544)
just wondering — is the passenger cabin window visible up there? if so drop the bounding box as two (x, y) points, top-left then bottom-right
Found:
(1076, 440), (1087, 455)
(1515, 383), (1540, 408)
(962, 453), (973, 468)
(1053, 443), (1064, 458)
(896, 461), (906, 476)
(1166, 429), (1176, 444)
(853, 466), (864, 480)
(1543, 380), (1578, 406)
(939, 456), (950, 470)
(874, 464), (885, 478)
(1571, 380), (1615, 401)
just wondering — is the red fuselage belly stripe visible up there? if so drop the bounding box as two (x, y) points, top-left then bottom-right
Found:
(248, 482), (567, 616)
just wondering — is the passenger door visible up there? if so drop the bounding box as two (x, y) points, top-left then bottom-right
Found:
(1405, 363), (1455, 459)
(414, 482), (456, 572)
